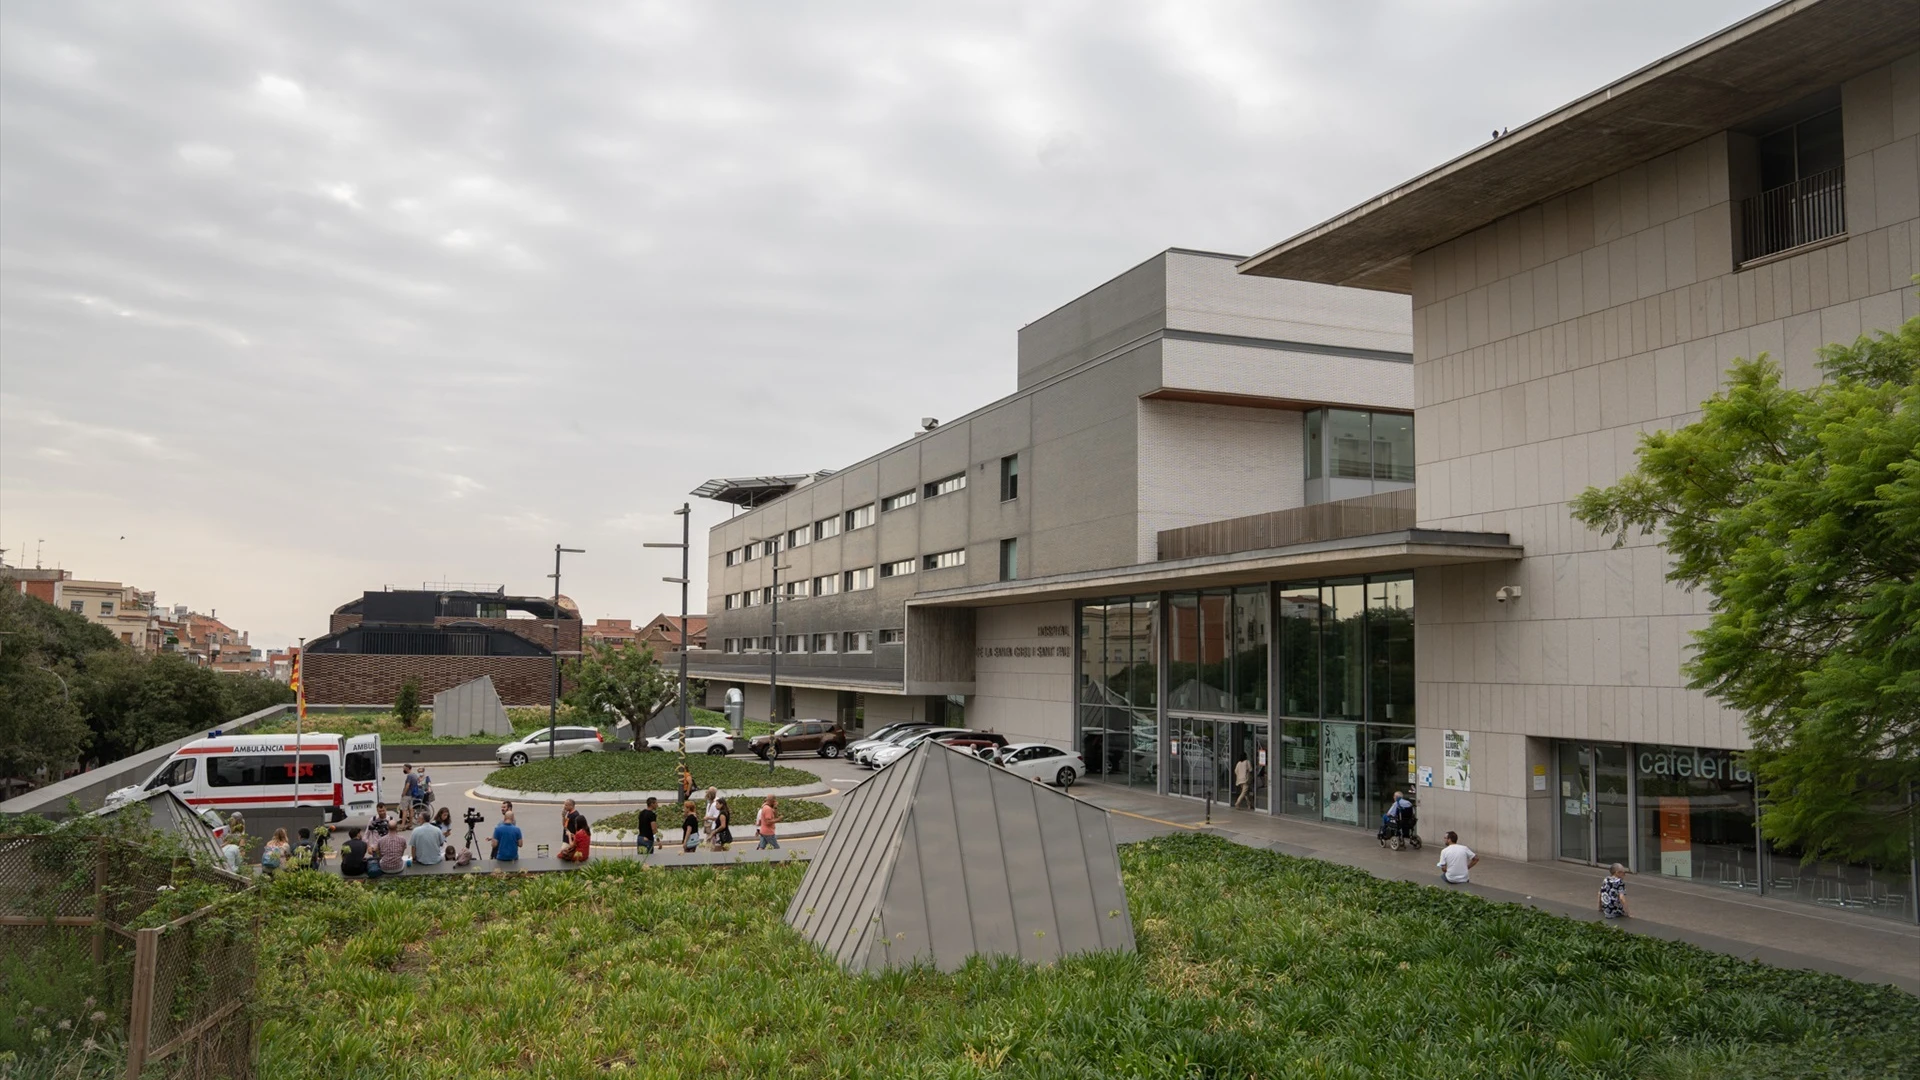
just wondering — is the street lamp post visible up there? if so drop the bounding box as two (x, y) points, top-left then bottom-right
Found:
(548, 544), (585, 759)
(764, 542), (791, 781)
(644, 504), (694, 769)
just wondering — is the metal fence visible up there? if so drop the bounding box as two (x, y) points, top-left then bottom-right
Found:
(0, 834), (256, 1079)
(1740, 165), (1846, 262)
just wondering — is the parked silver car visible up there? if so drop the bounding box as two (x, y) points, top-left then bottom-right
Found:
(495, 725), (603, 766)
(844, 722), (933, 764)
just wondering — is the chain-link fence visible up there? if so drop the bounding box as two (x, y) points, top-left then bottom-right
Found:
(0, 833), (255, 1079)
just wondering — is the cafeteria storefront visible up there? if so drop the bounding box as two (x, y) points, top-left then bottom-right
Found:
(1554, 739), (1915, 923)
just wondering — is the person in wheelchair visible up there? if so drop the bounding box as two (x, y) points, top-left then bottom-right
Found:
(1377, 790), (1420, 848)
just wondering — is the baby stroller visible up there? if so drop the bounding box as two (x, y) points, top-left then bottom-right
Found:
(1377, 796), (1422, 850)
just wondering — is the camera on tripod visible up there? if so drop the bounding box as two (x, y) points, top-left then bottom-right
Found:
(463, 808), (485, 826)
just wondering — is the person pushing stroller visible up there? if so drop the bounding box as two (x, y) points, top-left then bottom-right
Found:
(1377, 790), (1421, 850)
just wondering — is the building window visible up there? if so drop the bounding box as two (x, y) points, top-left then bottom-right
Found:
(924, 549), (966, 570)
(783, 634), (805, 654)
(844, 631), (873, 654)
(815, 515), (842, 540)
(811, 633), (837, 654)
(759, 636), (776, 652)
(724, 549), (740, 567)
(723, 638), (739, 654)
(845, 504), (875, 531)
(724, 594), (738, 611)
(845, 567), (875, 591)
(1000, 455), (1019, 501)
(881, 490), (917, 512)
(763, 537), (782, 556)
(878, 628), (905, 645)
(814, 575), (840, 597)
(742, 544), (758, 562)
(761, 587), (775, 604)
(100, 601), (115, 616)
(787, 525), (811, 548)
(1738, 99), (1845, 263)
(999, 538), (1019, 581)
(1303, 409), (1414, 486)
(783, 579), (809, 599)
(69, 600), (84, 613)
(743, 591), (758, 607)
(880, 559), (916, 578)
(925, 472), (966, 499)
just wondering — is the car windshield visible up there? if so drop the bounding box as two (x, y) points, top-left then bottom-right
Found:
(885, 727), (929, 744)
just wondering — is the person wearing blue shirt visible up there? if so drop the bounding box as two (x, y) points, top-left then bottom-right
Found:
(409, 819), (446, 866)
(490, 810), (523, 862)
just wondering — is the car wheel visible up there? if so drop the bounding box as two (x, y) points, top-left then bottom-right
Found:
(821, 744), (841, 759)
(706, 745), (727, 756)
(509, 752), (528, 766)
(1055, 767), (1077, 788)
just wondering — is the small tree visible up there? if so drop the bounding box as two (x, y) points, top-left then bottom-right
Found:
(564, 642), (671, 735)
(394, 679), (422, 730)
(1572, 315), (1919, 866)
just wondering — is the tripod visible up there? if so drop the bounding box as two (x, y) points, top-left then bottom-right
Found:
(464, 819), (481, 859)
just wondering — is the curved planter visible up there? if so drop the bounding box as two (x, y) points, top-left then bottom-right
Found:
(471, 781), (831, 805)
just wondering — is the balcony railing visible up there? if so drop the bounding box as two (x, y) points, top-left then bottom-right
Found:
(1740, 165), (1845, 263)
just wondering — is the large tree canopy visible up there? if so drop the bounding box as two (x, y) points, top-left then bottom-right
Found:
(563, 640), (672, 733)
(1573, 316), (1920, 865)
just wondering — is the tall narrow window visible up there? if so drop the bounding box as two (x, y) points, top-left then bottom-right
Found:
(1000, 455), (1019, 501)
(999, 538), (1019, 581)
(1304, 411), (1324, 481)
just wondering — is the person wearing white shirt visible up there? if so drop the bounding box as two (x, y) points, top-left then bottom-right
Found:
(1436, 831), (1478, 884)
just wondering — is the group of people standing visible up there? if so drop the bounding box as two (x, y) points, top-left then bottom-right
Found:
(630, 786), (781, 856)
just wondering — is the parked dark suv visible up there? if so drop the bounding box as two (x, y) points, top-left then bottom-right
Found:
(751, 719), (848, 759)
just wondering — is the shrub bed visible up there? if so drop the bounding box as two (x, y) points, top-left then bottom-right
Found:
(252, 833), (1920, 1079)
(483, 751), (816, 793)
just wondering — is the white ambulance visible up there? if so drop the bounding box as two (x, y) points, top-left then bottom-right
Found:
(110, 733), (383, 822)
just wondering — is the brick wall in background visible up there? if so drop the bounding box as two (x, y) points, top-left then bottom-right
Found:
(303, 653), (560, 706)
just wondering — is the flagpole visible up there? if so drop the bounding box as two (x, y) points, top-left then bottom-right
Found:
(293, 637), (305, 809)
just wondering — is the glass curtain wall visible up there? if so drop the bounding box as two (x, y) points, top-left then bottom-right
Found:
(1273, 572), (1415, 827)
(1076, 596), (1159, 788)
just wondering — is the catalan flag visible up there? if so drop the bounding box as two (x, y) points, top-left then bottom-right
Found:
(291, 651), (306, 721)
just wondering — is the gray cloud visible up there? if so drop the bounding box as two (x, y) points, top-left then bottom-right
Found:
(1, 0), (1764, 644)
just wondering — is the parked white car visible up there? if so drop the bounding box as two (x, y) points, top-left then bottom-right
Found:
(845, 722), (934, 764)
(865, 728), (968, 769)
(645, 726), (737, 756)
(495, 725), (604, 766)
(993, 743), (1085, 787)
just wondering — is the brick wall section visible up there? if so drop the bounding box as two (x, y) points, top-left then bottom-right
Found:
(303, 654), (561, 706)
(324, 613), (579, 652)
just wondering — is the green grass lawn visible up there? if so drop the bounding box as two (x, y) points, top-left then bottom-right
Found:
(591, 798), (832, 832)
(250, 833), (1920, 1079)
(483, 751), (817, 793)
(251, 709), (559, 746)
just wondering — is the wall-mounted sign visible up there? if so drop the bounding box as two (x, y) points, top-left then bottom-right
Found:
(1443, 729), (1471, 792)
(1418, 765), (1434, 788)
(1257, 748), (1267, 767)
(1035, 625), (1071, 637)
(1532, 764), (1547, 792)
(1169, 738), (1180, 758)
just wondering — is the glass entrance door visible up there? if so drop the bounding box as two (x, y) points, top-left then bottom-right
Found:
(1557, 742), (1632, 866)
(1221, 722), (1267, 812)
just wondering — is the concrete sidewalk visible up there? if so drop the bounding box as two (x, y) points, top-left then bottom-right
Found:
(1068, 781), (1920, 993)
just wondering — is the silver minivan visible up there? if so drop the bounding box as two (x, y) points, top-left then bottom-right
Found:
(495, 726), (603, 766)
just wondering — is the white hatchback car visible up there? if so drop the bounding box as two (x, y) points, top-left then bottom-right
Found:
(495, 725), (604, 766)
(645, 726), (737, 756)
(993, 743), (1085, 787)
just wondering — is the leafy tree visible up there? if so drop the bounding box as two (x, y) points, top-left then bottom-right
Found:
(564, 641), (671, 733)
(394, 679), (422, 729)
(1572, 315), (1920, 865)
(218, 671), (296, 719)
(0, 590), (92, 785)
(76, 651), (230, 762)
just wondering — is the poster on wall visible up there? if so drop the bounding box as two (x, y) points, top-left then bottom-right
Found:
(1443, 729), (1471, 792)
(1322, 722), (1359, 824)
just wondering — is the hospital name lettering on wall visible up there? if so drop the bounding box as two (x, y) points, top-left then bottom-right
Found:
(1035, 625), (1071, 637)
(976, 645), (1069, 659)
(1637, 749), (1751, 783)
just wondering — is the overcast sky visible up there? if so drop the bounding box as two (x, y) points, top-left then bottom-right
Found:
(1, 0), (1766, 649)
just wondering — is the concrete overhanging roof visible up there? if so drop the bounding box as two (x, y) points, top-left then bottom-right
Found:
(679, 665), (906, 695)
(1237, 0), (1920, 293)
(907, 529), (1522, 609)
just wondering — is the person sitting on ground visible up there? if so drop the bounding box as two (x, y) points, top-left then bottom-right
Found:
(1436, 831), (1479, 884)
(338, 827), (370, 877)
(1598, 862), (1631, 919)
(433, 806), (453, 838)
(490, 810), (523, 863)
(261, 828), (291, 879)
(292, 828), (318, 871)
(558, 818), (591, 863)
(368, 821), (408, 878)
(220, 837), (244, 875)
(681, 801), (701, 853)
(410, 813), (446, 867)
(226, 812), (247, 841)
